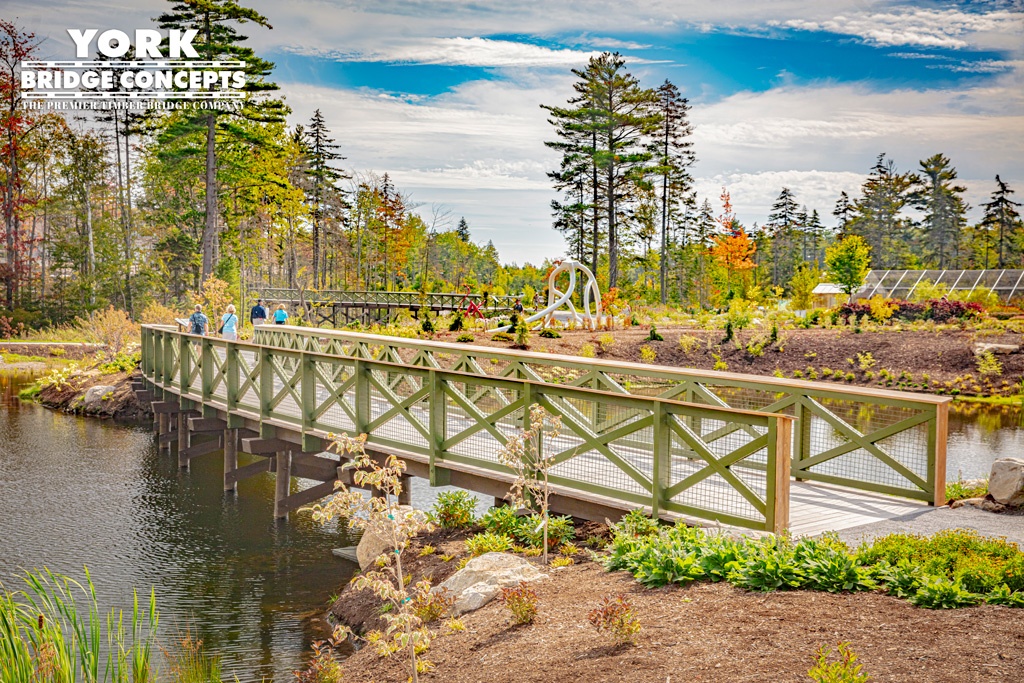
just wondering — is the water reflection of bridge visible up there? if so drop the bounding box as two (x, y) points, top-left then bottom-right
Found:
(138, 325), (948, 536)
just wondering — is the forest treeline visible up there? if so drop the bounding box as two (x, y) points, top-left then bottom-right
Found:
(1, 6), (1021, 329)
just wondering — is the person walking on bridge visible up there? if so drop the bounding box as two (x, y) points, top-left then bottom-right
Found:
(273, 304), (289, 325)
(219, 305), (239, 341)
(188, 305), (209, 336)
(250, 299), (268, 326)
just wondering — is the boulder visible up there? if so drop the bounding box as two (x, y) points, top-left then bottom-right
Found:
(989, 458), (1024, 507)
(432, 552), (547, 615)
(355, 506), (428, 570)
(83, 385), (117, 410)
(973, 343), (1019, 356)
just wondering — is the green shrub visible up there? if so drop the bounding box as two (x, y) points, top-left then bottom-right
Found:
(421, 316), (435, 333)
(646, 325), (664, 342)
(808, 641), (870, 683)
(611, 509), (660, 538)
(481, 505), (521, 536)
(909, 575), (981, 609)
(449, 311), (464, 332)
(499, 583), (538, 625)
(430, 491), (477, 529)
(794, 538), (874, 593)
(587, 595), (641, 646)
(491, 331), (515, 342)
(726, 538), (803, 592)
(538, 329), (561, 339)
(986, 584), (1024, 607)
(465, 531), (513, 557)
(515, 514), (574, 549)
(455, 333), (474, 343)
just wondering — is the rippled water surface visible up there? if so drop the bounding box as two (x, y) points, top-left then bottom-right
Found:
(0, 373), (353, 680)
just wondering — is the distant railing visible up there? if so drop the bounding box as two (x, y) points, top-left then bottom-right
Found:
(256, 288), (522, 311)
(142, 325), (794, 532)
(253, 325), (950, 504)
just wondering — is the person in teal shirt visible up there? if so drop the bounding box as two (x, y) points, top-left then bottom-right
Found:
(220, 304), (238, 340)
(273, 304), (289, 324)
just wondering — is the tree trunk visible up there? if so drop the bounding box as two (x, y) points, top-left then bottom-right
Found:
(202, 112), (218, 280)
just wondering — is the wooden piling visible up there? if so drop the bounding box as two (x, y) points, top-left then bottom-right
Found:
(398, 475), (412, 505)
(177, 411), (190, 469)
(274, 450), (292, 519)
(223, 428), (238, 492)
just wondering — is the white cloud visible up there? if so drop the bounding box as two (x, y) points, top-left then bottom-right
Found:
(288, 37), (602, 68)
(778, 8), (1024, 50)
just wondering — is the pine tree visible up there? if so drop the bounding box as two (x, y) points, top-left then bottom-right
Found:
(455, 217), (471, 242)
(305, 108), (348, 288)
(833, 191), (853, 235)
(650, 80), (695, 304)
(156, 0), (286, 281)
(912, 153), (967, 268)
(543, 52), (660, 288)
(980, 175), (1022, 268)
(846, 154), (915, 268)
(766, 187), (801, 285)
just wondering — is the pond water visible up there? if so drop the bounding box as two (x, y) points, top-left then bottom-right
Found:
(0, 373), (490, 681)
(0, 371), (1019, 678)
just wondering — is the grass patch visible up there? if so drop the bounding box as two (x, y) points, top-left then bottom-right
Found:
(945, 478), (988, 501)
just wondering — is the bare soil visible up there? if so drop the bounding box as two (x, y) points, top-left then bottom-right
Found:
(429, 327), (1024, 397)
(338, 553), (1024, 683)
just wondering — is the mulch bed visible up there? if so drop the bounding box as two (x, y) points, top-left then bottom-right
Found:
(426, 327), (1024, 395)
(339, 558), (1024, 682)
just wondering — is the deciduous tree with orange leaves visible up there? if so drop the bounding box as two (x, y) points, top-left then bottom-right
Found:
(711, 189), (756, 297)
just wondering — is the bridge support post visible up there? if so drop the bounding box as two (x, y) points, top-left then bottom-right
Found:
(398, 475), (412, 505)
(177, 411), (191, 469)
(157, 413), (168, 452)
(224, 428), (238, 493)
(274, 450), (292, 519)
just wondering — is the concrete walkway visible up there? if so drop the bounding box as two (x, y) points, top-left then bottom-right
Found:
(835, 505), (1024, 548)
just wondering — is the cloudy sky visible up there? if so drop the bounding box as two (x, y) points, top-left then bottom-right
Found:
(9, 0), (1024, 264)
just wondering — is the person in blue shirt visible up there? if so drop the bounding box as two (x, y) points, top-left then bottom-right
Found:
(220, 304), (239, 340)
(273, 304), (289, 324)
(188, 305), (209, 336)
(250, 299), (268, 326)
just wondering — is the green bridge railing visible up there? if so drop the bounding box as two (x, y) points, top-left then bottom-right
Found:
(256, 288), (522, 311)
(142, 325), (794, 533)
(252, 325), (950, 505)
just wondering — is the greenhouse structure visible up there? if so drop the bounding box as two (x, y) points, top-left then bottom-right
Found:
(854, 269), (1024, 302)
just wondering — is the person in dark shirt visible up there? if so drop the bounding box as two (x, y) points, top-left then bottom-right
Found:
(513, 298), (525, 315)
(188, 305), (209, 336)
(250, 299), (268, 326)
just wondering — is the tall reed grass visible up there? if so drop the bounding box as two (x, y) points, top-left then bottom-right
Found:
(0, 567), (157, 682)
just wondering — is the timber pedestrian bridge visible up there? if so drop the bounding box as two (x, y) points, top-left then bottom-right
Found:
(138, 324), (949, 536)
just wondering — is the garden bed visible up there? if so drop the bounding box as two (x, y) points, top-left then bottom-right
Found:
(339, 559), (1024, 682)
(438, 327), (1024, 398)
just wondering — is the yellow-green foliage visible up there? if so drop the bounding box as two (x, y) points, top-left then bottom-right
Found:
(597, 333), (615, 351)
(976, 351), (1002, 377)
(677, 334), (699, 354)
(856, 352), (876, 371)
(580, 343), (596, 358)
(712, 353), (728, 372)
(910, 279), (949, 302)
(639, 345), (657, 363)
(867, 295), (897, 322)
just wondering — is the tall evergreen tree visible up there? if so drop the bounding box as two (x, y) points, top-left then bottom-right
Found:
(156, 0), (286, 280)
(650, 80), (695, 304)
(304, 108), (348, 288)
(765, 187), (801, 285)
(846, 154), (915, 268)
(455, 217), (471, 242)
(912, 153), (967, 268)
(980, 175), (1022, 268)
(543, 52), (660, 288)
(833, 191), (853, 235)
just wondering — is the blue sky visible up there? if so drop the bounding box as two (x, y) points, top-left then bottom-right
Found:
(9, 0), (1024, 264)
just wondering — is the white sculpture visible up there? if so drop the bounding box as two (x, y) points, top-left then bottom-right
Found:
(495, 260), (603, 331)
